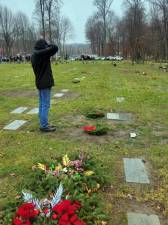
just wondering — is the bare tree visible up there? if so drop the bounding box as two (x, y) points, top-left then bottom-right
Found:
(60, 17), (74, 57)
(44, 0), (61, 43)
(14, 12), (30, 53)
(35, 0), (46, 39)
(94, 0), (113, 55)
(123, 0), (146, 63)
(148, 0), (168, 60)
(0, 5), (16, 56)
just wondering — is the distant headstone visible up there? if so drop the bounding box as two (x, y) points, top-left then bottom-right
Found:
(127, 212), (160, 225)
(61, 89), (69, 93)
(116, 97), (125, 103)
(54, 93), (65, 98)
(11, 107), (28, 114)
(81, 76), (86, 80)
(124, 158), (150, 184)
(130, 133), (137, 138)
(107, 113), (120, 120)
(27, 108), (39, 115)
(107, 113), (132, 121)
(3, 120), (27, 130)
(72, 78), (80, 83)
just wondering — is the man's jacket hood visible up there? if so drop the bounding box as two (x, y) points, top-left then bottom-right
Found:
(34, 39), (48, 50)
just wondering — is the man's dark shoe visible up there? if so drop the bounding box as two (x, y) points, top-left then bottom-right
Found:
(40, 126), (56, 132)
(48, 125), (57, 128)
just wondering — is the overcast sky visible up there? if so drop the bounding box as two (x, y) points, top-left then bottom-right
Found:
(1, 0), (123, 43)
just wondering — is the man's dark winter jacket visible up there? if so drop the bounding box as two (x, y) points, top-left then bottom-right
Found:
(31, 39), (58, 89)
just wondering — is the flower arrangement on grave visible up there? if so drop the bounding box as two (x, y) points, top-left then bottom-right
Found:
(34, 153), (94, 178)
(82, 125), (108, 136)
(86, 111), (105, 119)
(2, 153), (107, 225)
(12, 184), (85, 225)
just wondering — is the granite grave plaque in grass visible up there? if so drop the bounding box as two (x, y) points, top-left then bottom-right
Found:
(3, 120), (27, 130)
(11, 107), (28, 114)
(54, 93), (65, 98)
(124, 158), (150, 184)
(127, 212), (160, 225)
(107, 113), (132, 121)
(27, 108), (39, 115)
(116, 97), (125, 103)
(61, 89), (69, 93)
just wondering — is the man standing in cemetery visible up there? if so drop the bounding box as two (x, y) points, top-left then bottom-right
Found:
(31, 39), (58, 132)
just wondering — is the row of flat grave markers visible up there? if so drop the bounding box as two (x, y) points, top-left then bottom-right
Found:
(108, 99), (161, 224)
(3, 107), (39, 131)
(123, 158), (161, 225)
(3, 89), (70, 131)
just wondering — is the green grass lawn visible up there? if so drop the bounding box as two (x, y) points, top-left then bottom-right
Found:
(0, 61), (168, 224)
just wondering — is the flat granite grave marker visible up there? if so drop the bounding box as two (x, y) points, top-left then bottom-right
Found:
(54, 93), (65, 98)
(11, 107), (28, 114)
(107, 113), (132, 121)
(127, 212), (160, 225)
(61, 89), (69, 93)
(27, 108), (39, 115)
(124, 158), (150, 184)
(116, 97), (125, 103)
(3, 120), (27, 130)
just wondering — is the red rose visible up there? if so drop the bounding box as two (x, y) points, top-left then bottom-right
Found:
(13, 218), (31, 225)
(13, 218), (22, 225)
(17, 203), (36, 219)
(71, 201), (81, 211)
(52, 213), (58, 220)
(52, 200), (71, 214)
(43, 208), (50, 215)
(70, 214), (78, 223)
(33, 209), (40, 216)
(74, 220), (85, 225)
(82, 126), (96, 132)
(60, 213), (69, 221)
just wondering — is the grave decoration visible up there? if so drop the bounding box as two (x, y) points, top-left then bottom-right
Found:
(34, 154), (94, 177)
(82, 125), (108, 136)
(13, 184), (85, 225)
(72, 78), (80, 83)
(86, 111), (105, 119)
(3, 153), (107, 225)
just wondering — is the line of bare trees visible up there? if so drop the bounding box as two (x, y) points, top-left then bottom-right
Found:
(86, 0), (168, 62)
(0, 0), (74, 57)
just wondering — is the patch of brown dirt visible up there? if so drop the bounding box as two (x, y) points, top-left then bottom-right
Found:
(0, 90), (37, 98)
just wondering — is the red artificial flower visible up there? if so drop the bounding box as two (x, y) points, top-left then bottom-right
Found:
(17, 203), (36, 219)
(71, 201), (82, 211)
(60, 213), (69, 221)
(74, 220), (85, 225)
(13, 217), (31, 225)
(33, 209), (40, 216)
(70, 214), (78, 223)
(43, 208), (50, 215)
(52, 213), (58, 220)
(82, 126), (96, 132)
(52, 200), (71, 214)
